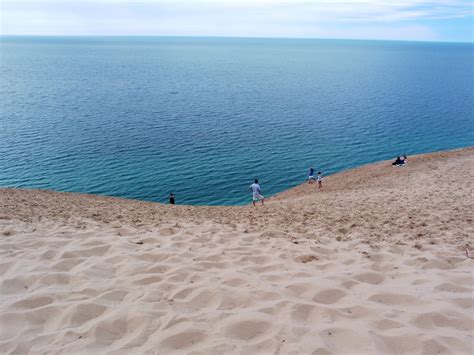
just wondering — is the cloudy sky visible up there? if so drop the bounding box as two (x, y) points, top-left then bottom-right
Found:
(1, 0), (473, 42)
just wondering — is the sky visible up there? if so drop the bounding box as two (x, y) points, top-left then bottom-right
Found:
(0, 0), (473, 42)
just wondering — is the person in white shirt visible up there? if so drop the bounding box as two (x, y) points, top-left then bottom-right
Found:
(317, 172), (323, 189)
(250, 179), (264, 206)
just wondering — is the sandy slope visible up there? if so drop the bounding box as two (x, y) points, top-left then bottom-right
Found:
(0, 147), (473, 354)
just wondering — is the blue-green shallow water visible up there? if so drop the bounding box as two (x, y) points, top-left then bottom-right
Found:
(1, 36), (473, 205)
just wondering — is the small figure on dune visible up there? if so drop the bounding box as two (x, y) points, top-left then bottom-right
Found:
(250, 179), (264, 206)
(169, 192), (175, 205)
(403, 155), (408, 164)
(317, 171), (323, 189)
(466, 248), (474, 259)
(308, 168), (317, 184)
(392, 156), (406, 166)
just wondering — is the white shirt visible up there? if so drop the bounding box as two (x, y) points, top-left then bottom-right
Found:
(250, 183), (261, 194)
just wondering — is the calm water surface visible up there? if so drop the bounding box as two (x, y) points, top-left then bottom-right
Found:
(0, 37), (473, 205)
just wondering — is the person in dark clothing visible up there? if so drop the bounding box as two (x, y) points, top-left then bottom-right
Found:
(392, 156), (405, 166)
(169, 193), (175, 204)
(308, 168), (317, 184)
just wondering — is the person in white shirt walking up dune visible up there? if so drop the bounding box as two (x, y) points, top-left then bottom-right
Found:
(250, 179), (264, 206)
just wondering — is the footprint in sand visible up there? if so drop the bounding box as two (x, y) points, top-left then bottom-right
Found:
(138, 252), (170, 263)
(286, 282), (314, 298)
(311, 347), (332, 355)
(434, 282), (470, 293)
(223, 277), (247, 287)
(89, 318), (127, 344)
(75, 245), (111, 257)
(412, 311), (472, 331)
(158, 227), (177, 236)
(368, 293), (418, 305)
(144, 265), (170, 274)
(337, 305), (372, 319)
(13, 295), (53, 309)
(0, 261), (14, 275)
(313, 289), (347, 304)
(166, 272), (191, 283)
(95, 290), (129, 304)
(319, 328), (370, 352)
(239, 255), (273, 265)
(375, 319), (404, 330)
(450, 297), (474, 309)
(421, 339), (449, 354)
(372, 333), (421, 353)
(353, 272), (385, 285)
(290, 303), (327, 323)
(340, 280), (360, 289)
(175, 289), (221, 310)
(52, 258), (84, 272)
(39, 249), (57, 260)
(1, 277), (31, 294)
(217, 292), (254, 310)
(225, 318), (272, 342)
(38, 273), (71, 286)
(134, 275), (163, 285)
(65, 303), (107, 327)
(159, 329), (208, 350)
(0, 312), (27, 341)
(104, 255), (128, 264)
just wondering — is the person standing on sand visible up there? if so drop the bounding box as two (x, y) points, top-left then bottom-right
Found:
(466, 248), (474, 259)
(317, 172), (323, 189)
(169, 193), (175, 205)
(308, 168), (317, 184)
(250, 179), (264, 206)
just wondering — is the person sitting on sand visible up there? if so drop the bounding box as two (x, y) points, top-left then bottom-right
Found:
(169, 192), (175, 205)
(392, 156), (405, 166)
(250, 179), (264, 206)
(308, 168), (317, 184)
(402, 155), (408, 164)
(317, 172), (323, 189)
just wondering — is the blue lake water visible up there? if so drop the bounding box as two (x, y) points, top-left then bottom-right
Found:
(0, 36), (473, 205)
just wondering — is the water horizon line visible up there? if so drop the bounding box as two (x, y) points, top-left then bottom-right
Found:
(1, 34), (472, 45)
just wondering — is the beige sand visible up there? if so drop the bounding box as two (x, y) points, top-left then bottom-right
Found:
(0, 147), (473, 354)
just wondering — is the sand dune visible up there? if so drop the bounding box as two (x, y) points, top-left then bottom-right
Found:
(0, 148), (473, 354)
